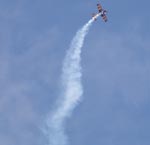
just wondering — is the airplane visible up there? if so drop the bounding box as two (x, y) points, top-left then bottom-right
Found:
(92, 3), (108, 22)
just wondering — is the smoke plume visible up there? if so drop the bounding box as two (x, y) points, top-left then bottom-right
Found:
(44, 15), (99, 145)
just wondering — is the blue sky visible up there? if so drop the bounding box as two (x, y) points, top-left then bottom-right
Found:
(0, 0), (150, 145)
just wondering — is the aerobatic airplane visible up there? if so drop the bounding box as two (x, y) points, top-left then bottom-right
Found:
(92, 3), (108, 22)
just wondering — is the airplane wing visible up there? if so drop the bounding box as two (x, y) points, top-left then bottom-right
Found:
(101, 10), (108, 22)
(102, 14), (107, 22)
(97, 3), (103, 13)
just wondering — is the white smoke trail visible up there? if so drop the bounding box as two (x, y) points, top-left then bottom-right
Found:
(45, 14), (100, 145)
